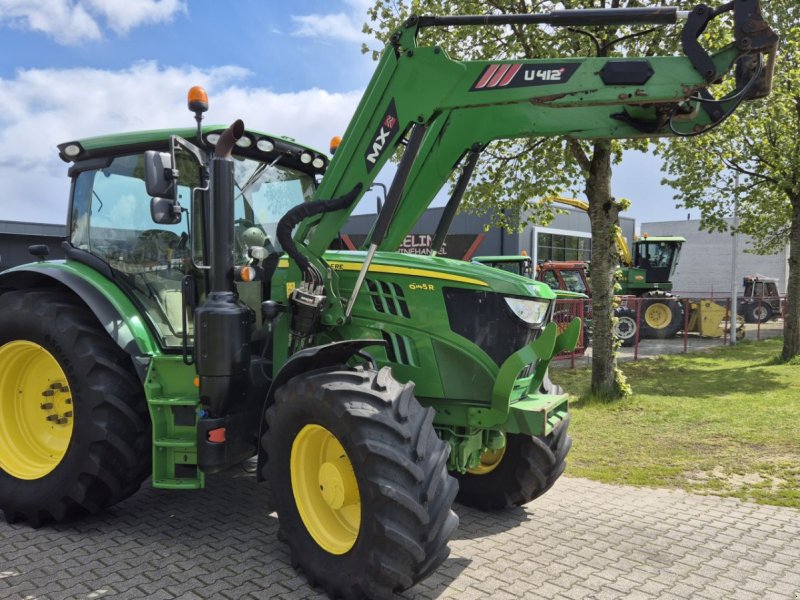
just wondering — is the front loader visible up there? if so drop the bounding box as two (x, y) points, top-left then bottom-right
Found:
(0, 3), (777, 599)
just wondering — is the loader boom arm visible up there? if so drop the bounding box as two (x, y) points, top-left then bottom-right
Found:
(288, 0), (776, 308)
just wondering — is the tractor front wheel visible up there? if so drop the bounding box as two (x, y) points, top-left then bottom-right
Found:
(454, 417), (571, 511)
(640, 291), (684, 340)
(263, 366), (458, 599)
(0, 290), (150, 526)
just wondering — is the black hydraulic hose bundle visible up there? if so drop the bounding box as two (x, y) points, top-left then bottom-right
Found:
(276, 183), (363, 278)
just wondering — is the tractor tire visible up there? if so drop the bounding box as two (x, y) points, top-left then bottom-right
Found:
(453, 416), (571, 511)
(640, 291), (684, 340)
(263, 366), (458, 600)
(613, 306), (638, 347)
(0, 290), (150, 526)
(745, 303), (773, 324)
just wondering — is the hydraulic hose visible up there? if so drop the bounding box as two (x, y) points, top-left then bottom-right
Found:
(276, 184), (363, 275)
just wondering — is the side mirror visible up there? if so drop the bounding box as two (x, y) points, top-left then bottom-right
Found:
(151, 197), (182, 225)
(144, 150), (177, 199)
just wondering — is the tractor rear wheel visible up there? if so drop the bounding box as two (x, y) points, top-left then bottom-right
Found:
(640, 291), (684, 340)
(263, 366), (458, 600)
(454, 416), (571, 511)
(0, 290), (150, 526)
(746, 303), (773, 324)
(613, 306), (638, 347)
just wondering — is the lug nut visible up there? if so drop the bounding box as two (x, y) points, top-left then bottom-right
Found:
(56, 417), (68, 425)
(64, 411), (73, 418)
(42, 389), (55, 397)
(46, 415), (59, 422)
(65, 398), (72, 404)
(40, 402), (54, 410)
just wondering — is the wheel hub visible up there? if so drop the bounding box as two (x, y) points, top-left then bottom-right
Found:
(614, 314), (636, 339)
(318, 460), (354, 509)
(644, 303), (672, 328)
(290, 424), (361, 555)
(466, 446), (506, 475)
(0, 341), (74, 480)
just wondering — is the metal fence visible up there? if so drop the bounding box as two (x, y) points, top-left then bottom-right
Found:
(553, 294), (788, 367)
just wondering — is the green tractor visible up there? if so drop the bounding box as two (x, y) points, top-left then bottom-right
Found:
(0, 3), (776, 599)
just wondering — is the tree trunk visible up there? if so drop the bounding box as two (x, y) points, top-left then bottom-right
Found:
(782, 195), (800, 360)
(585, 141), (624, 398)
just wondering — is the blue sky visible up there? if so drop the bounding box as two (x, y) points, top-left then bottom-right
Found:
(0, 0), (694, 228)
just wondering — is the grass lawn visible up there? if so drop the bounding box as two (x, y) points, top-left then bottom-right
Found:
(550, 339), (800, 509)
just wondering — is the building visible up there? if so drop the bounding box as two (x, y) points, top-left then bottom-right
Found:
(642, 218), (789, 295)
(0, 221), (66, 271)
(343, 205), (636, 263)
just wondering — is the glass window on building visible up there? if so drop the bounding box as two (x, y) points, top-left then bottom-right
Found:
(537, 232), (591, 263)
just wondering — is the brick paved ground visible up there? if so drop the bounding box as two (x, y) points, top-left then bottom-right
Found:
(1, 471), (798, 599)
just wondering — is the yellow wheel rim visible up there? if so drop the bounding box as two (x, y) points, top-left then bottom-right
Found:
(0, 341), (74, 479)
(644, 303), (672, 329)
(290, 424), (361, 555)
(466, 446), (506, 475)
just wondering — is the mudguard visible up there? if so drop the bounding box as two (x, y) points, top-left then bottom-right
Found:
(255, 338), (386, 482)
(0, 261), (160, 381)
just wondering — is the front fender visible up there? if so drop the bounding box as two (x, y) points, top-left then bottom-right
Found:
(0, 260), (162, 380)
(255, 339), (386, 482)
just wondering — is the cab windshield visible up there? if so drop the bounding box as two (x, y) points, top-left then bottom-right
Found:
(232, 156), (315, 261)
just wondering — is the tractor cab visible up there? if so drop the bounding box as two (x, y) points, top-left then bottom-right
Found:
(536, 261), (591, 296)
(60, 125), (326, 349)
(632, 237), (685, 285)
(471, 255), (533, 277)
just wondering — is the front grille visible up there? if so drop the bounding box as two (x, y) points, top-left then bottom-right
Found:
(381, 331), (417, 366)
(365, 279), (410, 318)
(443, 287), (539, 366)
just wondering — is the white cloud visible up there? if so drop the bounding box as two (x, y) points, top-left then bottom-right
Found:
(0, 62), (362, 223)
(291, 0), (372, 44)
(0, 0), (186, 44)
(84, 0), (186, 34)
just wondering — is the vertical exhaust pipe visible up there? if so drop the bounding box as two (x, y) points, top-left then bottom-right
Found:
(195, 119), (251, 419)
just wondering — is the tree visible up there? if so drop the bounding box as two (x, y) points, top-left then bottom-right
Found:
(659, 2), (799, 360)
(363, 0), (682, 399)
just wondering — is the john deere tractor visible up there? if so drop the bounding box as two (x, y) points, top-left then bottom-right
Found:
(0, 3), (776, 599)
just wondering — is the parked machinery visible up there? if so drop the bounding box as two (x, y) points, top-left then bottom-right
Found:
(739, 275), (782, 323)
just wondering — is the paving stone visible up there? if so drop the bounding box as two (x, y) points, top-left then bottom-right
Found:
(2, 475), (799, 599)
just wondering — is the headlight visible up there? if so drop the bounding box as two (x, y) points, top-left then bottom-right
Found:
(504, 297), (549, 326)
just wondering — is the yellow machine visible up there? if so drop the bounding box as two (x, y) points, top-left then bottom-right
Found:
(686, 300), (745, 339)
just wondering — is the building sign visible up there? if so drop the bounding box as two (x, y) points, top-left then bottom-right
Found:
(340, 233), (485, 260)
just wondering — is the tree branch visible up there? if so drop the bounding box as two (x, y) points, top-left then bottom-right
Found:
(568, 138), (591, 172)
(722, 157), (780, 185)
(599, 27), (659, 55)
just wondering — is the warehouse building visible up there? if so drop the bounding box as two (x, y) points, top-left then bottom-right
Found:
(343, 205), (636, 263)
(643, 218), (789, 295)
